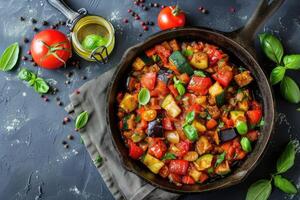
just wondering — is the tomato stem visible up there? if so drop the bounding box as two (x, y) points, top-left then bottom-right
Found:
(171, 5), (181, 16)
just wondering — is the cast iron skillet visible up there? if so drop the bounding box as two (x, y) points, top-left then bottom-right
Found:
(106, 0), (283, 193)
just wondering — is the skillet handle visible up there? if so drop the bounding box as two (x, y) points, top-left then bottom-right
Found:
(229, 0), (284, 51)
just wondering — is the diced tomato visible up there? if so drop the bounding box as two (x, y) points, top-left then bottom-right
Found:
(221, 141), (235, 160)
(159, 165), (170, 178)
(169, 160), (189, 175)
(207, 47), (223, 66)
(168, 173), (182, 186)
(145, 47), (156, 57)
(162, 117), (174, 130)
(198, 172), (209, 183)
(117, 92), (123, 103)
(148, 139), (167, 159)
(212, 68), (233, 87)
(251, 100), (261, 110)
(173, 140), (190, 157)
(182, 175), (195, 184)
(141, 72), (157, 90)
(235, 149), (247, 160)
(246, 110), (262, 125)
(190, 103), (203, 113)
(247, 130), (259, 142)
(206, 118), (218, 129)
(187, 76), (212, 95)
(149, 98), (161, 110)
(136, 119), (148, 130)
(178, 73), (190, 84)
(128, 140), (144, 159)
(222, 116), (234, 128)
(151, 80), (169, 97)
(155, 45), (171, 64)
(168, 84), (179, 97)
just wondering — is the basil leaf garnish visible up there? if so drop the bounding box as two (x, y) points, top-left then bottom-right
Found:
(185, 111), (195, 125)
(276, 141), (296, 174)
(270, 66), (285, 85)
(280, 76), (300, 103)
(138, 88), (150, 105)
(194, 70), (206, 77)
(283, 54), (300, 70)
(75, 111), (89, 130)
(18, 68), (49, 94)
(274, 175), (298, 194)
(259, 33), (283, 64)
(246, 179), (272, 200)
(215, 152), (226, 167)
(162, 152), (176, 160)
(173, 77), (186, 96)
(34, 78), (49, 94)
(182, 49), (193, 57)
(0, 42), (19, 71)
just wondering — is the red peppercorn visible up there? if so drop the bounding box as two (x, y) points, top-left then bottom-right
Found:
(140, 21), (145, 26)
(143, 26), (148, 31)
(123, 18), (129, 23)
(161, 5), (165, 9)
(27, 50), (31, 55)
(128, 9), (132, 13)
(135, 16), (140, 20)
(75, 90), (80, 94)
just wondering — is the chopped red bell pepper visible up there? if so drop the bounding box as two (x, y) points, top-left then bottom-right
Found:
(198, 172), (209, 183)
(162, 117), (174, 130)
(148, 138), (167, 159)
(174, 140), (190, 158)
(151, 80), (169, 97)
(145, 47), (156, 57)
(128, 140), (144, 159)
(141, 72), (157, 90)
(168, 84), (179, 98)
(251, 100), (261, 110)
(187, 76), (212, 95)
(222, 116), (234, 128)
(206, 118), (218, 129)
(247, 130), (260, 142)
(246, 110), (262, 125)
(169, 160), (189, 175)
(212, 68), (233, 87)
(182, 175), (195, 184)
(207, 47), (223, 66)
(155, 45), (171, 64)
(178, 73), (190, 84)
(168, 173), (182, 186)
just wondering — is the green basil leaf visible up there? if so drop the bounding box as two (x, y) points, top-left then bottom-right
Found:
(185, 111), (195, 125)
(183, 124), (198, 141)
(274, 175), (298, 194)
(280, 76), (300, 103)
(240, 137), (252, 152)
(0, 42), (19, 71)
(33, 78), (49, 94)
(283, 54), (300, 70)
(194, 70), (206, 77)
(175, 83), (186, 96)
(162, 152), (176, 160)
(135, 115), (141, 123)
(276, 141), (296, 174)
(259, 33), (284, 64)
(246, 179), (272, 200)
(138, 88), (150, 105)
(215, 152), (226, 167)
(182, 49), (193, 57)
(75, 111), (89, 130)
(18, 68), (34, 81)
(94, 154), (103, 167)
(270, 66), (285, 85)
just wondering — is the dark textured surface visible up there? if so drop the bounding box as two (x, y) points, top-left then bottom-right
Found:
(0, 0), (299, 199)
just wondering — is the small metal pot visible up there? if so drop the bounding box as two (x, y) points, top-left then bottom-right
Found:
(48, 0), (115, 64)
(106, 0), (283, 193)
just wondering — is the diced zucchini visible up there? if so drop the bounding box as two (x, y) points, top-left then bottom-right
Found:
(230, 110), (245, 122)
(190, 52), (208, 69)
(120, 93), (138, 113)
(142, 153), (165, 174)
(161, 94), (181, 118)
(169, 51), (194, 75)
(209, 82), (224, 97)
(194, 154), (213, 171)
(131, 133), (144, 143)
(192, 120), (207, 133)
(216, 91), (225, 107)
(196, 136), (212, 155)
(215, 160), (231, 175)
(132, 57), (146, 71)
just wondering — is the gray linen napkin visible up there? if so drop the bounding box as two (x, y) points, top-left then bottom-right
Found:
(65, 68), (180, 200)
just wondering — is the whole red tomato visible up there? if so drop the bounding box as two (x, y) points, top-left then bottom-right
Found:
(157, 5), (186, 30)
(31, 29), (72, 70)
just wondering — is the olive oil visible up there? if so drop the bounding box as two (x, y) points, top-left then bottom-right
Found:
(71, 15), (115, 62)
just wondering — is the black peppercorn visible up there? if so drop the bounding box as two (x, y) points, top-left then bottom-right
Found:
(20, 16), (25, 21)
(64, 144), (69, 149)
(42, 21), (48, 26)
(31, 18), (37, 24)
(62, 140), (67, 145)
(67, 134), (74, 140)
(23, 37), (29, 43)
(33, 27), (39, 32)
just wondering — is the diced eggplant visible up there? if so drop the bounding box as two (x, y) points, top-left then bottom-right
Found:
(157, 69), (172, 83)
(190, 52), (208, 69)
(147, 118), (163, 137)
(218, 128), (237, 143)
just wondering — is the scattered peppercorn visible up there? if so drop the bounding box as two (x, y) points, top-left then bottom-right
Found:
(135, 16), (140, 20)
(123, 18), (129, 23)
(31, 18), (37, 24)
(56, 97), (60, 101)
(23, 37), (29, 43)
(64, 144), (69, 149)
(61, 21), (66, 26)
(67, 134), (74, 140)
(30, 58), (34, 62)
(20, 16), (25, 21)
(140, 21), (145, 26)
(53, 88), (59, 93)
(33, 27), (39, 32)
(75, 90), (80, 94)
(229, 7), (236, 13)
(66, 71), (73, 78)
(62, 140), (67, 145)
(33, 62), (37, 67)
(139, 33), (143, 37)
(43, 97), (49, 102)
(149, 21), (154, 26)
(57, 101), (63, 106)
(201, 9), (208, 14)
(64, 117), (70, 123)
(51, 25), (56, 29)
(21, 56), (28, 61)
(40, 94), (45, 98)
(131, 12), (136, 16)
(65, 80), (71, 84)
(161, 5), (165, 9)
(27, 50), (31, 55)
(81, 76), (87, 80)
(42, 21), (48, 26)
(149, 3), (154, 7)
(143, 26), (148, 31)
(143, 6), (148, 11)
(128, 9), (132, 13)
(154, 3), (159, 7)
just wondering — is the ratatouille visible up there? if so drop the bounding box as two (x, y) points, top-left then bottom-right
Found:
(116, 39), (263, 186)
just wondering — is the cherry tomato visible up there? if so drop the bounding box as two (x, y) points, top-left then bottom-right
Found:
(246, 110), (262, 125)
(157, 6), (186, 30)
(187, 76), (212, 95)
(30, 29), (71, 70)
(141, 109), (157, 122)
(212, 68), (233, 87)
(128, 140), (144, 159)
(148, 138), (167, 159)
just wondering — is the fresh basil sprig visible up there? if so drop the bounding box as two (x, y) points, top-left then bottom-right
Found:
(259, 33), (300, 104)
(18, 68), (49, 94)
(75, 111), (89, 130)
(215, 152), (226, 167)
(246, 141), (298, 199)
(173, 77), (186, 96)
(138, 88), (150, 105)
(0, 42), (19, 71)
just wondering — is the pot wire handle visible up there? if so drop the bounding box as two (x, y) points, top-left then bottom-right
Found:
(90, 46), (109, 64)
(47, 0), (87, 29)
